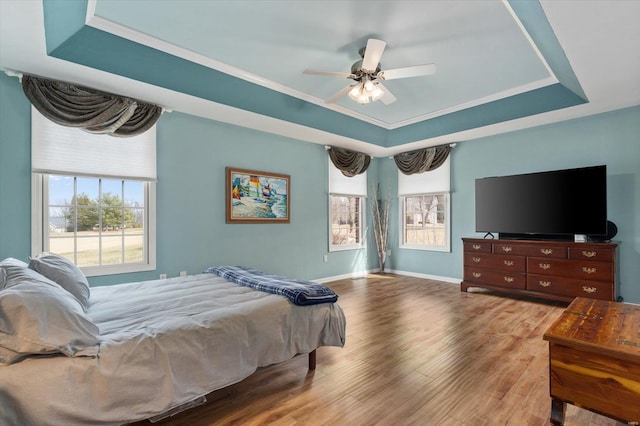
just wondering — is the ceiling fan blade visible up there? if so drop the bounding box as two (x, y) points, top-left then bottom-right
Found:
(361, 39), (387, 72)
(380, 63), (437, 80)
(303, 69), (354, 79)
(376, 82), (397, 105)
(325, 84), (355, 103)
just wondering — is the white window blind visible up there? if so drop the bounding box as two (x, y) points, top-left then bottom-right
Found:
(328, 158), (367, 196)
(398, 157), (450, 195)
(31, 106), (157, 181)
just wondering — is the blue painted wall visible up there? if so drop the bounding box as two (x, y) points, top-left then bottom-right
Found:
(1, 72), (638, 302)
(384, 106), (640, 303)
(0, 73), (375, 285)
(0, 73), (32, 259)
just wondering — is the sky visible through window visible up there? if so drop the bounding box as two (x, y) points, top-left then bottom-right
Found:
(49, 175), (144, 206)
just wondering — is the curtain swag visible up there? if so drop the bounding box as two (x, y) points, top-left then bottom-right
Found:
(394, 144), (451, 175)
(327, 146), (371, 177)
(22, 75), (162, 137)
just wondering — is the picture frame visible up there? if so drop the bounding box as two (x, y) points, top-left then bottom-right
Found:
(226, 167), (290, 223)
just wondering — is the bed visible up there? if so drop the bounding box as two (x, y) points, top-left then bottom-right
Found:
(0, 257), (346, 425)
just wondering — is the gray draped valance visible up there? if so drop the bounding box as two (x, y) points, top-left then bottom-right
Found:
(327, 146), (371, 177)
(394, 144), (451, 175)
(22, 75), (162, 137)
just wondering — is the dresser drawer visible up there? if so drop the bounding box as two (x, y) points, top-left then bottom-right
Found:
(493, 242), (567, 258)
(464, 252), (525, 272)
(527, 258), (613, 282)
(463, 241), (492, 253)
(568, 247), (614, 262)
(527, 274), (613, 300)
(464, 266), (526, 289)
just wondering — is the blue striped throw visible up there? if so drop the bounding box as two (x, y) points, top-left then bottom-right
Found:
(204, 266), (338, 306)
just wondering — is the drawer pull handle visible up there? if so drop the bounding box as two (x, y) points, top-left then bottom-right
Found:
(472, 272), (482, 278)
(504, 260), (514, 267)
(582, 251), (597, 258)
(472, 244), (482, 250)
(582, 286), (597, 294)
(502, 246), (513, 253)
(472, 257), (481, 263)
(540, 249), (553, 255)
(504, 276), (514, 283)
(539, 281), (551, 288)
(539, 263), (551, 270)
(582, 267), (597, 274)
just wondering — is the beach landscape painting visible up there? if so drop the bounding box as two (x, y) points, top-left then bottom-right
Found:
(226, 167), (290, 223)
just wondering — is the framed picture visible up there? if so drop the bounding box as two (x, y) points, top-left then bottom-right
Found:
(226, 167), (290, 223)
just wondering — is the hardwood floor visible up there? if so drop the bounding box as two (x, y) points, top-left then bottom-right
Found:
(138, 274), (625, 426)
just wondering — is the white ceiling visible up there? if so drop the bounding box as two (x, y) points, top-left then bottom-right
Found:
(1, 0), (639, 157)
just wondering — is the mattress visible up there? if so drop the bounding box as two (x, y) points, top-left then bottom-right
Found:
(0, 273), (346, 425)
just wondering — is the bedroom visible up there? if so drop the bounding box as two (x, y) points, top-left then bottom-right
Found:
(0, 1), (639, 425)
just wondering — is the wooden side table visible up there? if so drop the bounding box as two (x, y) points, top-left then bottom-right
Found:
(543, 297), (640, 425)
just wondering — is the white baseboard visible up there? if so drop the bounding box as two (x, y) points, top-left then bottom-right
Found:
(313, 268), (461, 285)
(384, 269), (462, 284)
(313, 269), (374, 284)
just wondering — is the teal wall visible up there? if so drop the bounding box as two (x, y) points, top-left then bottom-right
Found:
(1, 72), (639, 302)
(0, 73), (32, 259)
(0, 73), (376, 285)
(383, 106), (640, 303)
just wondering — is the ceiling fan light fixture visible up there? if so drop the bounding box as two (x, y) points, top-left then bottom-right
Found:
(348, 85), (363, 102)
(370, 84), (384, 102)
(348, 79), (384, 105)
(364, 79), (374, 91)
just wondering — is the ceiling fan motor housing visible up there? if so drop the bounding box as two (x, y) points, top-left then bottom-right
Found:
(350, 59), (381, 81)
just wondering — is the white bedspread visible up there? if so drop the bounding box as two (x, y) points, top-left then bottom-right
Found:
(0, 274), (346, 425)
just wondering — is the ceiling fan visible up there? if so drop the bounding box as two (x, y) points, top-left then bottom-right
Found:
(303, 38), (436, 105)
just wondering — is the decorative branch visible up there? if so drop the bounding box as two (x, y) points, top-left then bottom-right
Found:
(370, 183), (391, 272)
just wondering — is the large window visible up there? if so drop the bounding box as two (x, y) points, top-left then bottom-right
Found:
(328, 159), (366, 251)
(31, 107), (156, 276)
(37, 175), (154, 274)
(399, 157), (451, 252)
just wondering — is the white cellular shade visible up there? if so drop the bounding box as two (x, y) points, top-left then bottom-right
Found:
(31, 107), (157, 181)
(398, 156), (450, 195)
(328, 157), (367, 196)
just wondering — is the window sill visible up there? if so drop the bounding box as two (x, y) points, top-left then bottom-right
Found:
(81, 263), (156, 277)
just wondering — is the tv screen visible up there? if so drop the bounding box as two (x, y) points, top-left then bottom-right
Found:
(475, 165), (607, 238)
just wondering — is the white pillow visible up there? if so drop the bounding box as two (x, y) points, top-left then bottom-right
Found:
(29, 253), (90, 311)
(0, 277), (100, 365)
(1, 258), (59, 288)
(0, 267), (5, 289)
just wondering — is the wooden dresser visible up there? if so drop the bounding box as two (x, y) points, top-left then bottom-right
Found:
(461, 238), (618, 302)
(543, 297), (640, 424)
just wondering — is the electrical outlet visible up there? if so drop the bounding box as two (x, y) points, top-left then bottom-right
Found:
(323, 254), (328, 263)
(159, 273), (167, 279)
(179, 271), (187, 277)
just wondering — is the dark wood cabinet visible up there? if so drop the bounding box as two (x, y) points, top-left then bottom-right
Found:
(461, 238), (618, 302)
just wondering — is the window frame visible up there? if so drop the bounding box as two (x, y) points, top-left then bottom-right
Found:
(32, 173), (156, 277)
(328, 192), (365, 252)
(399, 191), (451, 252)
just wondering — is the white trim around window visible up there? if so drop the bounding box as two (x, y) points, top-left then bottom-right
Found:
(399, 192), (451, 252)
(328, 193), (365, 252)
(32, 173), (156, 277)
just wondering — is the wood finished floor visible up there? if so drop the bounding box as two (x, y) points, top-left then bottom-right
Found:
(136, 274), (625, 426)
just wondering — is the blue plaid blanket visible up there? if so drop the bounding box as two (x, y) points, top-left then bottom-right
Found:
(204, 266), (338, 306)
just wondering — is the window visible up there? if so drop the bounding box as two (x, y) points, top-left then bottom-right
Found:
(328, 159), (366, 251)
(399, 157), (451, 252)
(31, 107), (156, 276)
(35, 175), (155, 274)
(330, 195), (363, 249)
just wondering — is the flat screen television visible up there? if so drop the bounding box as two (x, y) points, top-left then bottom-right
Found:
(475, 165), (607, 240)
